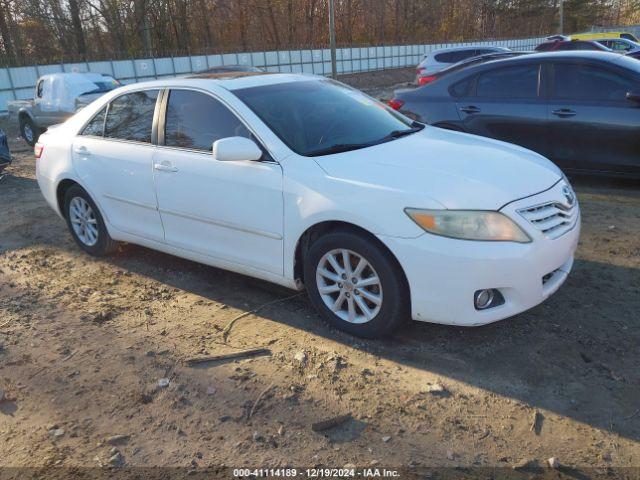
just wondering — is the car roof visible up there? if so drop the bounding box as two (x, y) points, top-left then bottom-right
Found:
(117, 72), (322, 93)
(478, 50), (625, 64)
(40, 72), (114, 81)
(429, 45), (508, 54)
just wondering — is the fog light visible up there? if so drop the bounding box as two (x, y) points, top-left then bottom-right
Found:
(474, 289), (495, 310)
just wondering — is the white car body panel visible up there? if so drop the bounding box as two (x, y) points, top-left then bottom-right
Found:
(35, 74), (579, 327)
(153, 146), (284, 275)
(73, 137), (165, 243)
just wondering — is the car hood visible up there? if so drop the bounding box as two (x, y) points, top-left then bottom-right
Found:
(313, 127), (563, 210)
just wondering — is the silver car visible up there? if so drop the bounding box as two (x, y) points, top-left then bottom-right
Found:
(596, 38), (640, 54)
(416, 46), (510, 84)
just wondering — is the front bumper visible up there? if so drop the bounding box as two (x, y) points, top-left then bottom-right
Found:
(381, 181), (580, 326)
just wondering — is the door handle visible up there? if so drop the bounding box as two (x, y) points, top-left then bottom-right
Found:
(74, 146), (91, 156)
(552, 108), (576, 118)
(460, 105), (481, 114)
(154, 162), (178, 173)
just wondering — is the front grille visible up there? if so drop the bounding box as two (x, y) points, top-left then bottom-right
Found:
(518, 201), (578, 240)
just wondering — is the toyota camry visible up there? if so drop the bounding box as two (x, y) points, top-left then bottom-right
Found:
(35, 72), (580, 338)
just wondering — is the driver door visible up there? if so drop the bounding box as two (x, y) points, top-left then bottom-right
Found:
(153, 89), (284, 275)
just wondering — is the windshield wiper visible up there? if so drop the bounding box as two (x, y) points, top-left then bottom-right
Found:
(386, 123), (425, 139)
(307, 143), (374, 156)
(307, 123), (425, 157)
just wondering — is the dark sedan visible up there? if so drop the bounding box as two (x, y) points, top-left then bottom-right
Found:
(389, 52), (640, 177)
(534, 40), (612, 52)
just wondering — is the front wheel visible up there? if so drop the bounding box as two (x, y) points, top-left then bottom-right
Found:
(64, 185), (118, 256)
(304, 230), (409, 338)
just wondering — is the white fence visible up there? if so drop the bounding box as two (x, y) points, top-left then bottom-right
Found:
(1, 36), (545, 114)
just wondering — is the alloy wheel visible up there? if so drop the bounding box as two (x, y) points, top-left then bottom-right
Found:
(315, 248), (383, 324)
(69, 197), (99, 246)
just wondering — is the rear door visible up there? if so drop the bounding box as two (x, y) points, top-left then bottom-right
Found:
(72, 89), (165, 242)
(455, 62), (552, 159)
(548, 60), (640, 174)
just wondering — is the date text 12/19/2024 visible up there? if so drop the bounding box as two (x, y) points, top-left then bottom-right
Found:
(233, 468), (400, 477)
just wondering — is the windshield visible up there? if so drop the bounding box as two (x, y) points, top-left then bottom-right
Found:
(233, 79), (417, 156)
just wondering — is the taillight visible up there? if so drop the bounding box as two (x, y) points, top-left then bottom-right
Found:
(387, 98), (404, 110)
(34, 143), (44, 159)
(416, 67), (425, 75)
(418, 75), (437, 86)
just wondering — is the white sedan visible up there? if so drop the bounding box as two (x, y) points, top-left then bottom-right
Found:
(35, 73), (580, 338)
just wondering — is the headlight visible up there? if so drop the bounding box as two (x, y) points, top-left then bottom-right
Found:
(405, 208), (531, 243)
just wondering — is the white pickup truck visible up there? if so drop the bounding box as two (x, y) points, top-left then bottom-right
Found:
(9, 72), (120, 146)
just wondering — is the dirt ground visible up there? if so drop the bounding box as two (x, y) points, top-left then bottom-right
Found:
(0, 71), (639, 477)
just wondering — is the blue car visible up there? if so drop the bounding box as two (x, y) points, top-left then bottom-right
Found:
(0, 129), (11, 173)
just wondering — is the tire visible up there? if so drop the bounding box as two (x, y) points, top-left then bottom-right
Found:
(304, 230), (409, 338)
(19, 116), (40, 147)
(63, 185), (118, 256)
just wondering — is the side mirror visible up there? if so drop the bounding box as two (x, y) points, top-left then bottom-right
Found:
(626, 90), (640, 103)
(212, 136), (263, 162)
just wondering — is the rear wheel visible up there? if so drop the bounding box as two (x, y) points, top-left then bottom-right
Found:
(20, 116), (40, 146)
(304, 230), (408, 338)
(63, 185), (118, 256)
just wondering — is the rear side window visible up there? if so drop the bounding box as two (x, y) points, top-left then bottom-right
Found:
(476, 64), (539, 98)
(164, 90), (251, 151)
(434, 52), (453, 63)
(81, 106), (107, 137)
(450, 77), (473, 97)
(104, 90), (159, 143)
(435, 50), (475, 64)
(553, 63), (635, 101)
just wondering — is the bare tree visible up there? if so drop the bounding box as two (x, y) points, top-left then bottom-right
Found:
(1, 0), (639, 65)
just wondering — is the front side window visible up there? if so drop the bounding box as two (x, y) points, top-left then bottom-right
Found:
(104, 90), (159, 143)
(164, 90), (252, 151)
(234, 79), (416, 156)
(553, 63), (635, 101)
(476, 64), (539, 99)
(81, 105), (107, 137)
